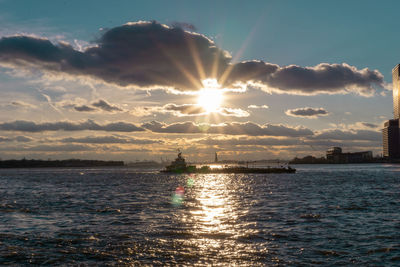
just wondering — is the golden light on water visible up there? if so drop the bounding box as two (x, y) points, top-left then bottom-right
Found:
(190, 175), (232, 231)
(171, 173), (263, 263)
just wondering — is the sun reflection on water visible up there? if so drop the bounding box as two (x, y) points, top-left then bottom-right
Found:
(167, 173), (270, 265)
(190, 175), (236, 233)
(169, 173), (266, 264)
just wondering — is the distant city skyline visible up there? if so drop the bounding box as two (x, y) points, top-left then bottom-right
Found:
(0, 0), (397, 161)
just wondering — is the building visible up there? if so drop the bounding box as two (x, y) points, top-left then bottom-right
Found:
(382, 64), (400, 159)
(326, 147), (373, 163)
(383, 119), (400, 158)
(326, 147), (343, 162)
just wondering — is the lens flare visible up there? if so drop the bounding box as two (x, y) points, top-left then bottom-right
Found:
(172, 186), (185, 206)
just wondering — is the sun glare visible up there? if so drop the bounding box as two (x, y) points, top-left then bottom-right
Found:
(197, 79), (224, 113)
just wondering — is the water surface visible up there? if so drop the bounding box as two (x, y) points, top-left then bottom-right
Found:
(0, 164), (399, 265)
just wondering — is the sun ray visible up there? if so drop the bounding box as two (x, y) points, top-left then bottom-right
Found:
(185, 34), (207, 82)
(218, 17), (264, 87)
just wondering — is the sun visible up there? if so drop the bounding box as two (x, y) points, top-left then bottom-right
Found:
(197, 79), (223, 113)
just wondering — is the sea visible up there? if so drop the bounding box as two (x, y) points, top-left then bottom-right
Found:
(0, 164), (399, 266)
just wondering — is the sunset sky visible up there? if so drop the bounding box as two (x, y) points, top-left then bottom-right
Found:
(0, 0), (398, 161)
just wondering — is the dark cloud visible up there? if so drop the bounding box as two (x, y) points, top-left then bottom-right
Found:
(60, 135), (160, 144)
(15, 135), (33, 142)
(74, 105), (96, 112)
(69, 99), (122, 113)
(0, 120), (144, 132)
(170, 21), (197, 31)
(0, 137), (12, 142)
(225, 62), (384, 96)
(0, 21), (229, 91)
(0, 21), (384, 95)
(286, 107), (329, 118)
(91, 99), (122, 112)
(0, 144), (92, 152)
(0, 136), (33, 142)
(361, 122), (378, 128)
(142, 121), (313, 137)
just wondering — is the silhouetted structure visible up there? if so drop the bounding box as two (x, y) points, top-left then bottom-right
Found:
(383, 119), (400, 158)
(382, 64), (400, 159)
(0, 159), (124, 168)
(162, 151), (295, 173)
(326, 147), (372, 163)
(290, 155), (327, 164)
(214, 152), (218, 163)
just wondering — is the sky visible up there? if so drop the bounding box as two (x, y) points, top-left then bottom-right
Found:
(0, 0), (398, 161)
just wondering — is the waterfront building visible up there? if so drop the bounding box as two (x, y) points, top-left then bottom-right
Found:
(326, 147), (372, 163)
(383, 119), (400, 158)
(382, 64), (400, 159)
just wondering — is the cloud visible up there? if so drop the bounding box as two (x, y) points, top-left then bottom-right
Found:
(312, 129), (381, 141)
(64, 99), (123, 113)
(197, 136), (380, 150)
(15, 135), (33, 142)
(198, 136), (299, 146)
(285, 107), (329, 118)
(142, 121), (313, 137)
(0, 144), (92, 152)
(91, 99), (122, 112)
(60, 135), (161, 144)
(0, 135), (33, 142)
(162, 103), (206, 116)
(74, 105), (97, 112)
(0, 21), (229, 91)
(0, 21), (384, 96)
(329, 121), (381, 131)
(225, 62), (385, 96)
(217, 107), (249, 117)
(10, 101), (36, 109)
(248, 104), (269, 109)
(170, 21), (197, 31)
(0, 119), (144, 132)
(359, 122), (378, 129)
(0, 136), (11, 142)
(133, 103), (249, 117)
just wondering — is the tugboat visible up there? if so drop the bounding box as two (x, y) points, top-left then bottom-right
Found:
(161, 151), (296, 174)
(162, 150), (195, 173)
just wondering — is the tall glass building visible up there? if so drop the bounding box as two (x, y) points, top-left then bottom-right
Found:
(383, 64), (400, 158)
(393, 64), (400, 119)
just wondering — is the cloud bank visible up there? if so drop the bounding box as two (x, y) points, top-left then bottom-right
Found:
(0, 21), (385, 96)
(0, 119), (312, 137)
(0, 120), (144, 132)
(142, 121), (313, 137)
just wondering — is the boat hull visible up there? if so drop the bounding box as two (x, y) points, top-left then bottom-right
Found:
(160, 167), (296, 174)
